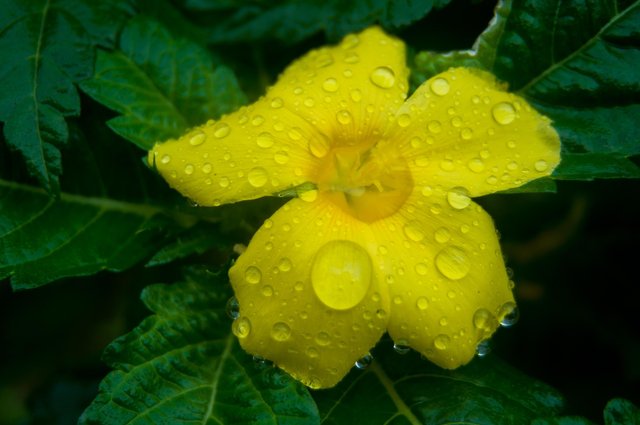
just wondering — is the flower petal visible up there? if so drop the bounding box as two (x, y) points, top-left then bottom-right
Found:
(370, 188), (514, 368)
(385, 67), (561, 196)
(148, 26), (410, 207)
(267, 26), (410, 149)
(229, 195), (389, 389)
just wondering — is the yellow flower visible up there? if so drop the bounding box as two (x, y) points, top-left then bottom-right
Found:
(148, 27), (560, 389)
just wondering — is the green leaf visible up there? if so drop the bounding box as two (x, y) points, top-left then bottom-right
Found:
(181, 0), (452, 44)
(146, 221), (225, 266)
(0, 109), (202, 290)
(0, 0), (133, 192)
(532, 417), (597, 425)
(314, 346), (564, 424)
(604, 398), (640, 425)
(80, 16), (247, 150)
(79, 267), (320, 425)
(478, 0), (640, 180)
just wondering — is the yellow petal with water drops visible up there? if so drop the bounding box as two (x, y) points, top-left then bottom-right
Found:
(371, 187), (515, 368)
(229, 196), (390, 389)
(385, 67), (561, 196)
(148, 100), (325, 206)
(266, 26), (409, 151)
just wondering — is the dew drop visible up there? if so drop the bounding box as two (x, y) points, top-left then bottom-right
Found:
(270, 97), (284, 108)
(213, 123), (230, 138)
(244, 266), (262, 284)
(415, 262), (428, 276)
(434, 227), (451, 244)
(476, 339), (492, 357)
(322, 78), (339, 92)
(416, 297), (429, 310)
(355, 353), (373, 369)
(274, 151), (290, 164)
(433, 334), (450, 350)
(300, 189), (318, 202)
(350, 89), (362, 102)
(160, 154), (171, 164)
(397, 114), (411, 128)
(447, 187), (471, 210)
(308, 135), (330, 158)
(261, 285), (274, 297)
(440, 159), (454, 171)
(427, 120), (442, 133)
(248, 167), (268, 187)
(316, 52), (334, 67)
(534, 159), (549, 172)
(278, 257), (292, 272)
(492, 102), (516, 125)
(232, 317), (251, 338)
(370, 66), (396, 88)
(225, 296), (240, 319)
(251, 115), (265, 126)
(473, 308), (495, 331)
(344, 51), (360, 63)
(184, 164), (194, 175)
(403, 221), (425, 242)
(311, 240), (372, 310)
(201, 163), (212, 174)
(467, 158), (485, 173)
(271, 322), (292, 341)
(218, 177), (230, 188)
(189, 131), (206, 146)
(304, 97), (315, 107)
(315, 331), (331, 346)
(435, 246), (470, 280)
(256, 132), (274, 148)
(460, 127), (473, 140)
(430, 77), (450, 96)
(342, 34), (360, 49)
(393, 342), (411, 355)
(499, 302), (520, 327)
(336, 110), (353, 125)
(306, 347), (319, 358)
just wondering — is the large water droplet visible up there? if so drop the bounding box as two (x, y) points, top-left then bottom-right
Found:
(244, 266), (262, 284)
(499, 302), (520, 327)
(473, 308), (495, 331)
(430, 77), (450, 96)
(278, 257), (292, 272)
(225, 297), (240, 319)
(435, 246), (470, 280)
(271, 322), (292, 341)
(232, 317), (251, 338)
(336, 110), (352, 125)
(476, 339), (492, 357)
(248, 167), (268, 187)
(322, 78), (339, 92)
(370, 66), (396, 88)
(257, 132), (274, 148)
(403, 221), (425, 242)
(393, 342), (411, 355)
(433, 334), (450, 350)
(355, 353), (373, 369)
(311, 240), (372, 310)
(213, 123), (230, 138)
(397, 114), (411, 128)
(492, 102), (516, 125)
(189, 131), (206, 146)
(308, 135), (330, 158)
(447, 187), (471, 210)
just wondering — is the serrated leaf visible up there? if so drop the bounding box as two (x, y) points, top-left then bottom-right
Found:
(314, 345), (564, 424)
(0, 110), (203, 290)
(186, 0), (452, 44)
(79, 268), (320, 425)
(604, 398), (640, 425)
(80, 16), (247, 150)
(146, 221), (226, 266)
(478, 0), (640, 180)
(0, 0), (133, 192)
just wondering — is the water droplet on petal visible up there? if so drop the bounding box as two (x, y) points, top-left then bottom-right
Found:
(184, 164), (194, 175)
(232, 317), (251, 338)
(468, 158), (485, 173)
(218, 177), (229, 188)
(430, 77), (450, 96)
(201, 163), (212, 174)
(213, 123), (230, 138)
(257, 132), (274, 148)
(300, 189), (318, 202)
(534, 160), (549, 172)
(336, 110), (352, 125)
(244, 266), (262, 284)
(309, 135), (330, 158)
(311, 240), (372, 310)
(476, 339), (492, 357)
(248, 167), (268, 187)
(261, 285), (273, 297)
(251, 115), (265, 126)
(271, 322), (292, 341)
(435, 246), (470, 280)
(344, 51), (359, 63)
(355, 353), (373, 369)
(416, 297), (429, 310)
(499, 302), (520, 327)
(393, 342), (411, 355)
(427, 120), (442, 133)
(274, 151), (290, 164)
(404, 220), (425, 242)
(189, 131), (206, 146)
(434, 227), (451, 244)
(315, 331), (331, 346)
(492, 102), (516, 125)
(397, 114), (411, 127)
(160, 154), (171, 164)
(473, 308), (495, 331)
(306, 347), (319, 358)
(322, 78), (339, 92)
(225, 297), (240, 319)
(270, 97), (284, 108)
(434, 334), (450, 350)
(460, 127), (473, 140)
(415, 262), (428, 276)
(447, 187), (471, 210)
(350, 89), (362, 102)
(370, 66), (396, 88)
(278, 257), (292, 272)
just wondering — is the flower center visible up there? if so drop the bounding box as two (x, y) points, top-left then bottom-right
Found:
(314, 142), (412, 222)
